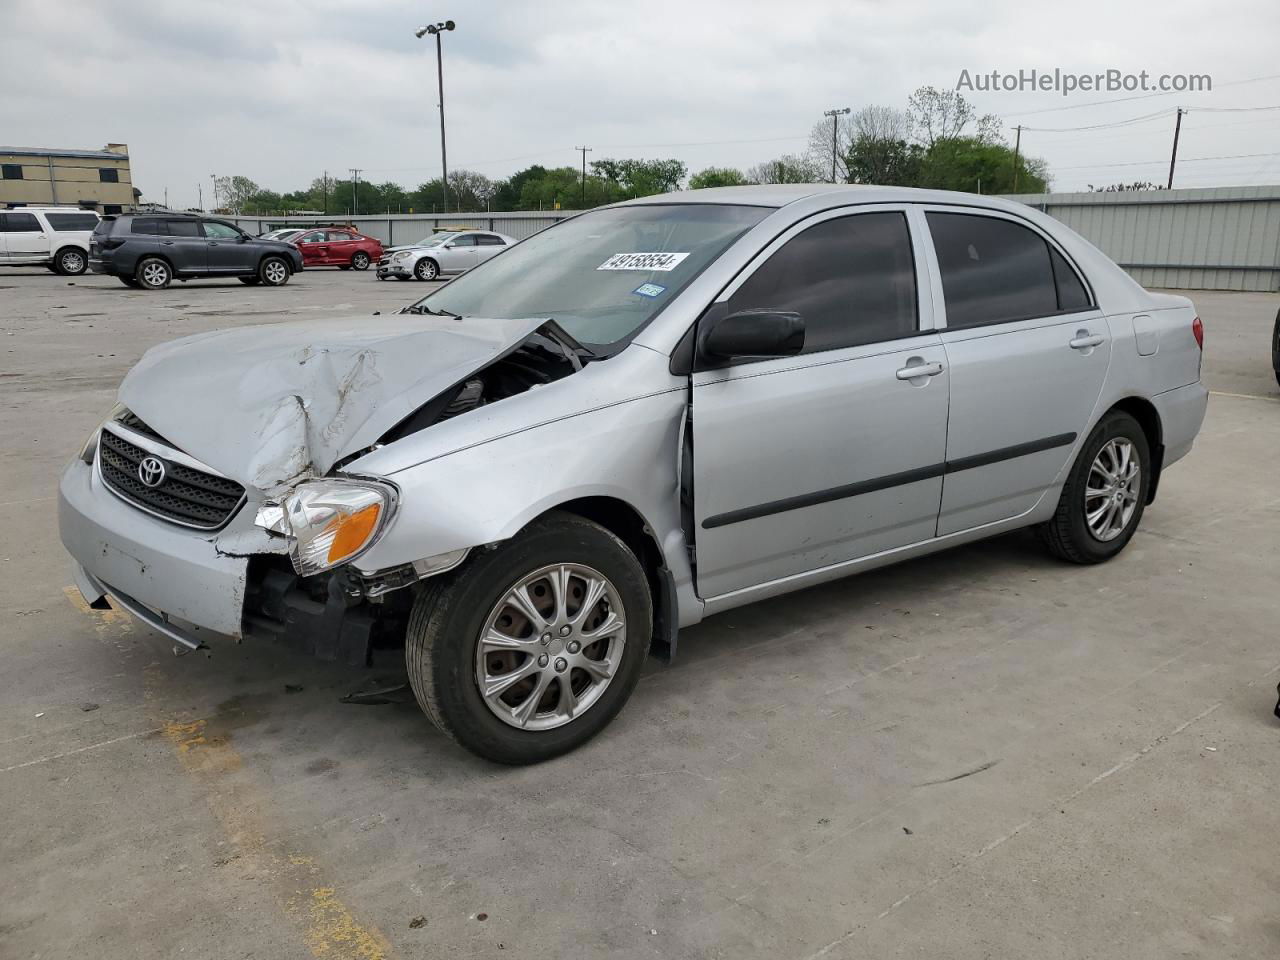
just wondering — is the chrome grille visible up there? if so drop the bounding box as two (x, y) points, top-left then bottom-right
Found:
(98, 426), (245, 530)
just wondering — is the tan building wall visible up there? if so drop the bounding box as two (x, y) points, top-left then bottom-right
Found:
(0, 144), (135, 211)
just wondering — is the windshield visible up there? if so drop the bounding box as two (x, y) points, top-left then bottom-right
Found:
(411, 204), (768, 347)
(414, 233), (452, 247)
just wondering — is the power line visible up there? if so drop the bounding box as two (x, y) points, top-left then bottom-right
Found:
(1053, 150), (1280, 172)
(1021, 108), (1176, 133)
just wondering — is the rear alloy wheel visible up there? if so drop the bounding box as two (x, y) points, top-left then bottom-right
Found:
(136, 257), (172, 290)
(56, 248), (87, 275)
(405, 513), (651, 764)
(414, 257), (438, 281)
(1039, 410), (1150, 564)
(259, 256), (290, 286)
(351, 251), (371, 270)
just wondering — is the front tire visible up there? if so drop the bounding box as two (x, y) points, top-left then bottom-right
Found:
(238, 276), (261, 285)
(136, 257), (172, 290)
(1039, 410), (1150, 564)
(406, 513), (652, 764)
(414, 257), (439, 281)
(351, 251), (371, 270)
(55, 247), (88, 276)
(259, 256), (290, 286)
(1271, 307), (1279, 389)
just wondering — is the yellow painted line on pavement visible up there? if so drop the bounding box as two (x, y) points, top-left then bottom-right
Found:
(147, 666), (393, 959)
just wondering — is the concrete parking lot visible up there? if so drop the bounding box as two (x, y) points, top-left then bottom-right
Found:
(1, 268), (1277, 959)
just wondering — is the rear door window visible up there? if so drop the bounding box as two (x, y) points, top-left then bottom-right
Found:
(202, 222), (240, 239)
(298, 231), (326, 244)
(327, 231), (355, 242)
(476, 234), (505, 246)
(166, 219), (203, 237)
(926, 213), (1063, 328)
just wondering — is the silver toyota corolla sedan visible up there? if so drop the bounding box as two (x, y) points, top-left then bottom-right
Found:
(59, 185), (1208, 764)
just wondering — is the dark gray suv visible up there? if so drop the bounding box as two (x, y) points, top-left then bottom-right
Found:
(89, 214), (304, 290)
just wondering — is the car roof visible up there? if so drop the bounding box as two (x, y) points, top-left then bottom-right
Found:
(615, 183), (1035, 217)
(5, 206), (101, 214)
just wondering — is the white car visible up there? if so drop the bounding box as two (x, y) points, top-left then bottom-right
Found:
(376, 230), (514, 281)
(0, 206), (101, 275)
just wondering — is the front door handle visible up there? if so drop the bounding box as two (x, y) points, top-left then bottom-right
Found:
(1070, 333), (1105, 350)
(161, 240), (174, 245)
(896, 360), (945, 381)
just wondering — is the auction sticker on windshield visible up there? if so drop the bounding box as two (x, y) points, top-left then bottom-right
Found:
(597, 252), (690, 271)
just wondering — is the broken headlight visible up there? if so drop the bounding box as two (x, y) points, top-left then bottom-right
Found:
(280, 479), (397, 577)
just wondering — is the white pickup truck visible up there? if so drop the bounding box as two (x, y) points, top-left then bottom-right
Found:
(0, 206), (101, 275)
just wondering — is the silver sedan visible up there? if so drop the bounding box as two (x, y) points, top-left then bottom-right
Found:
(376, 229), (514, 281)
(59, 185), (1207, 764)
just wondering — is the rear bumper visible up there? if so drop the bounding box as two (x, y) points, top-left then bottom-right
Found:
(1152, 381), (1208, 469)
(88, 257), (118, 275)
(58, 456), (254, 639)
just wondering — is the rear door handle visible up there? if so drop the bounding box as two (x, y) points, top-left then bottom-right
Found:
(161, 240), (174, 245)
(896, 360), (945, 380)
(1070, 334), (1104, 350)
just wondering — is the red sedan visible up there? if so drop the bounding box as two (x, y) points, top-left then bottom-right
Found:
(292, 227), (383, 271)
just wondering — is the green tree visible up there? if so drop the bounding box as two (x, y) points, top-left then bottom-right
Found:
(917, 137), (1048, 194)
(243, 189), (284, 214)
(212, 175), (260, 214)
(590, 158), (687, 196)
(846, 137), (923, 186)
(688, 166), (750, 189)
(907, 86), (1002, 147)
(746, 154), (819, 184)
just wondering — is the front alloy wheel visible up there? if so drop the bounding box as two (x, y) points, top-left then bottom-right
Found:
(414, 257), (438, 281)
(477, 563), (626, 731)
(259, 256), (290, 286)
(405, 512), (652, 764)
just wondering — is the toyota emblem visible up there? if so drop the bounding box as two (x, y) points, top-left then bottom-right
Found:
(137, 456), (167, 488)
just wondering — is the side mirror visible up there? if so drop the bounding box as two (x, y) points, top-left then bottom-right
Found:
(697, 309), (805, 363)
(443, 242), (456, 249)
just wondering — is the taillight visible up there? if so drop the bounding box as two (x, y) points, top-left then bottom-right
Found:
(1192, 316), (1204, 350)
(101, 237), (126, 250)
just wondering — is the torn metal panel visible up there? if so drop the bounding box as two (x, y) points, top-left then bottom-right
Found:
(118, 313), (548, 494)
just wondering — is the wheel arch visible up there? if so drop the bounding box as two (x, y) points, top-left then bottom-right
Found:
(53, 244), (86, 270)
(257, 251), (294, 272)
(134, 252), (175, 277)
(531, 496), (679, 661)
(1106, 395), (1164, 503)
(416, 256), (440, 277)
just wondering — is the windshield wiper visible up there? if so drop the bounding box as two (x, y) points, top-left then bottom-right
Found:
(401, 303), (460, 318)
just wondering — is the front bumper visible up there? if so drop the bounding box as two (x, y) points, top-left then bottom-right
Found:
(376, 258), (413, 278)
(58, 456), (264, 640)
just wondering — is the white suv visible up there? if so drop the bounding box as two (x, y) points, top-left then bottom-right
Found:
(0, 207), (101, 275)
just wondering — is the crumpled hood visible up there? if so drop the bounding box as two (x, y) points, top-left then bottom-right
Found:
(118, 313), (546, 495)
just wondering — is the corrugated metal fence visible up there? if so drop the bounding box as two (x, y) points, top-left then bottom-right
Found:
(1004, 184), (1280, 292)
(229, 185), (1280, 292)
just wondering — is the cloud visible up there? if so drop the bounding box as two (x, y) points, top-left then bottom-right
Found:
(2, 0), (1278, 203)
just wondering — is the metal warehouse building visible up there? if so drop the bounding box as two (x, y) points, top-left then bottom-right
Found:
(0, 143), (136, 213)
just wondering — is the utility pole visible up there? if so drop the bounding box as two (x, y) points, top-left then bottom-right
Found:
(349, 168), (362, 215)
(210, 174), (218, 211)
(1167, 108), (1184, 190)
(1012, 125), (1023, 192)
(322, 169), (329, 214)
(575, 146), (592, 208)
(197, 182), (203, 211)
(822, 107), (851, 183)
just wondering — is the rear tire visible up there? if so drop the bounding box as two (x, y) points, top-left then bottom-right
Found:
(351, 251), (371, 270)
(405, 512), (652, 764)
(55, 247), (88, 276)
(238, 276), (261, 285)
(414, 257), (438, 281)
(259, 256), (290, 286)
(119, 276), (141, 288)
(135, 257), (172, 290)
(1039, 410), (1150, 564)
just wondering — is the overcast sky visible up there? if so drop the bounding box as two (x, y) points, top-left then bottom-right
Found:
(3, 0), (1278, 206)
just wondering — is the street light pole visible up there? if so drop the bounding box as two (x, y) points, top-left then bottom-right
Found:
(416, 20), (456, 213)
(822, 108), (850, 183)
